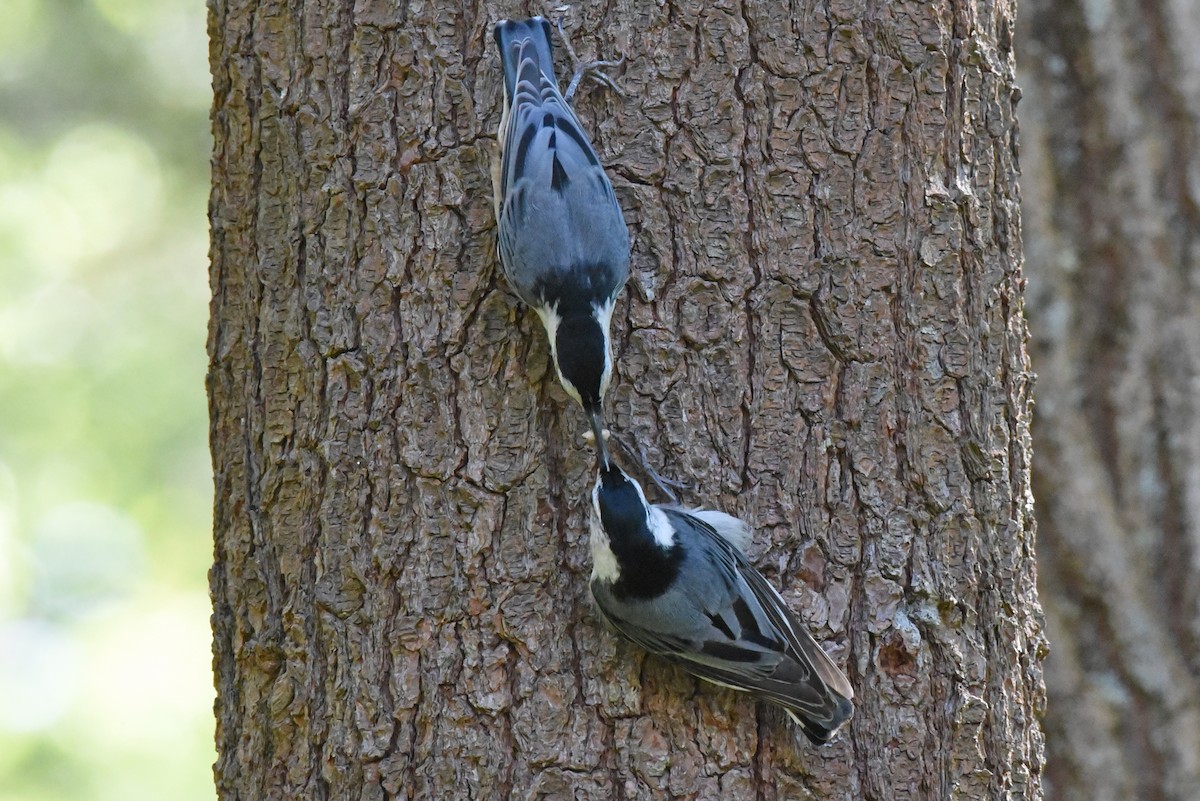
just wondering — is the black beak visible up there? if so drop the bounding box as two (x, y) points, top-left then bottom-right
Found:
(589, 406), (610, 471)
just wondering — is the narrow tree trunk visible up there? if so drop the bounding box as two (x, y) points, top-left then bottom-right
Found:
(208, 1), (1043, 799)
(1018, 1), (1200, 799)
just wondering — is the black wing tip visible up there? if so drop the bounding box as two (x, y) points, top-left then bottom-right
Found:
(788, 694), (854, 745)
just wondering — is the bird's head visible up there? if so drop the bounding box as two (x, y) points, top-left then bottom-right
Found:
(590, 461), (680, 595)
(553, 312), (609, 410)
(551, 309), (613, 468)
(592, 462), (652, 541)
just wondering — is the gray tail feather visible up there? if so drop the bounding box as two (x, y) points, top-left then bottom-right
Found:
(494, 17), (556, 98)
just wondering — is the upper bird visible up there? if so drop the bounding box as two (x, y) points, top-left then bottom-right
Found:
(493, 17), (629, 469)
(589, 462), (855, 744)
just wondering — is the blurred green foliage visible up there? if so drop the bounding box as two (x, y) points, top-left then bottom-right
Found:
(0, 0), (214, 799)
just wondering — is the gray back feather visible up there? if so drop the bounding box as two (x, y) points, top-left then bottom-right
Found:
(591, 507), (853, 738)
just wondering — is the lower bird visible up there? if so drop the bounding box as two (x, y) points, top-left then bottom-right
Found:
(493, 17), (629, 468)
(589, 461), (855, 743)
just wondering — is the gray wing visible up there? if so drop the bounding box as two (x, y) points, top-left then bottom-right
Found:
(495, 37), (628, 308)
(592, 509), (853, 741)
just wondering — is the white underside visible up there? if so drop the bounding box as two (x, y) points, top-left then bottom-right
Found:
(589, 490), (621, 582)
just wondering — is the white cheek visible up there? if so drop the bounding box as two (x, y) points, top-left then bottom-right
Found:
(559, 375), (583, 405)
(594, 297), (616, 330)
(599, 338), (613, 398)
(535, 303), (580, 400)
(533, 303), (562, 353)
(625, 477), (676, 548)
(646, 507), (676, 548)
(594, 299), (616, 397)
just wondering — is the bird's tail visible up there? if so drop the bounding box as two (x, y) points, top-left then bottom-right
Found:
(494, 17), (556, 100)
(786, 693), (854, 745)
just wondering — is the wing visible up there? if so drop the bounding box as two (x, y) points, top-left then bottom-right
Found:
(598, 509), (854, 743)
(735, 552), (856, 702)
(590, 590), (694, 656)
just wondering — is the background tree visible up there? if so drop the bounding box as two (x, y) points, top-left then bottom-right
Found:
(208, 1), (1043, 798)
(1018, 1), (1200, 799)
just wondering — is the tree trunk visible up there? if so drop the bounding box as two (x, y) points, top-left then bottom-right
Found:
(1018, 1), (1200, 799)
(208, 1), (1043, 799)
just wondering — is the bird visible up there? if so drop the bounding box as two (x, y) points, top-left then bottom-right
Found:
(493, 17), (629, 469)
(588, 460), (855, 744)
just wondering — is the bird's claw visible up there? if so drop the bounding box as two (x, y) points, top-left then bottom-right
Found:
(612, 432), (685, 504)
(556, 18), (626, 103)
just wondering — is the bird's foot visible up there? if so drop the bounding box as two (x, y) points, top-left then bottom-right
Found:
(612, 433), (685, 504)
(556, 18), (626, 103)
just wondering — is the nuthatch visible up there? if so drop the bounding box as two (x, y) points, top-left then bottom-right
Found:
(493, 17), (629, 468)
(589, 461), (855, 744)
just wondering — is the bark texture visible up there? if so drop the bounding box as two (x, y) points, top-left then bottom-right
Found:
(1018, 1), (1200, 799)
(208, 1), (1042, 799)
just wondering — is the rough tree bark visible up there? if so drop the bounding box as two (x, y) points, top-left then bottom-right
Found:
(208, 1), (1043, 799)
(1018, 2), (1200, 799)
